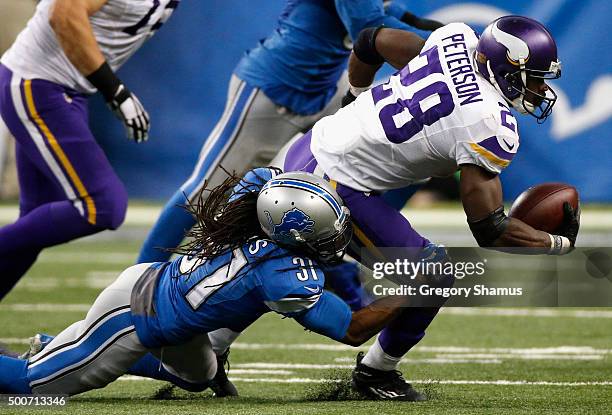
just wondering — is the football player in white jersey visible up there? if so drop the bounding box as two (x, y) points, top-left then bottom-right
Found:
(0, 0), (179, 300)
(275, 16), (580, 400)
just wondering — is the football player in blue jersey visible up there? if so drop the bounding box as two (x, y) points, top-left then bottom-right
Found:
(137, 1), (443, 396)
(0, 169), (429, 400)
(138, 1), (442, 265)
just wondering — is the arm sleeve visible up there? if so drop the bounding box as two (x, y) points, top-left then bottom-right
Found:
(335, 0), (414, 41)
(294, 291), (352, 342)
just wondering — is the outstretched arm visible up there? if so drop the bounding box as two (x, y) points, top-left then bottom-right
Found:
(459, 164), (577, 253)
(294, 290), (410, 347)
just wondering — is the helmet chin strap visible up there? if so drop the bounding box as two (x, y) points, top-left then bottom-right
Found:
(486, 60), (514, 107)
(485, 60), (532, 114)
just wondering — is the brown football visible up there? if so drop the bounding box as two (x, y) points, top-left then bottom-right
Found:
(508, 183), (579, 233)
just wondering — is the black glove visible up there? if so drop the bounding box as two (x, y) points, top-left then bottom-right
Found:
(341, 90), (357, 107)
(400, 11), (445, 32)
(555, 202), (580, 247)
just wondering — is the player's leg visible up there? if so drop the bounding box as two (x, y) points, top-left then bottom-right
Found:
(207, 327), (241, 396)
(0, 264), (150, 395)
(0, 68), (127, 299)
(333, 184), (444, 400)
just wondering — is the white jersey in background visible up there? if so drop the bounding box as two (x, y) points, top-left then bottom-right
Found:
(1, 0), (179, 94)
(311, 23), (520, 193)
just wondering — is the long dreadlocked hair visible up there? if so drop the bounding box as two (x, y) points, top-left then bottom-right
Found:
(171, 173), (267, 260)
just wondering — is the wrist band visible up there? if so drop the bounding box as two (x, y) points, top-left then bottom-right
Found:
(86, 62), (121, 102)
(548, 233), (571, 255)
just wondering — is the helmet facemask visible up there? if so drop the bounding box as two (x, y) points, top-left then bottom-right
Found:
(503, 60), (561, 123)
(304, 208), (353, 264)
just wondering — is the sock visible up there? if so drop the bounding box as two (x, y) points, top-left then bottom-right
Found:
(137, 190), (196, 263)
(209, 328), (241, 356)
(0, 356), (31, 393)
(361, 337), (402, 371)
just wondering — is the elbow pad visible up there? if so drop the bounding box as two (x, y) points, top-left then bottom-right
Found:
(353, 26), (385, 65)
(468, 206), (509, 247)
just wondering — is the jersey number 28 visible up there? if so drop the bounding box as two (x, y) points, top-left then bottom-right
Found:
(371, 46), (455, 143)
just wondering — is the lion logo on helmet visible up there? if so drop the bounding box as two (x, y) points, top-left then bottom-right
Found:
(265, 208), (315, 241)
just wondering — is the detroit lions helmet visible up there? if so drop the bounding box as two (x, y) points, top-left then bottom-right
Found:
(475, 16), (561, 122)
(257, 172), (352, 263)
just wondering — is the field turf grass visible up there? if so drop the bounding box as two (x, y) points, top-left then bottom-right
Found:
(0, 238), (610, 414)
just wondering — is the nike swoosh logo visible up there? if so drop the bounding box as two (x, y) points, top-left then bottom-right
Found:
(304, 286), (321, 294)
(502, 138), (515, 150)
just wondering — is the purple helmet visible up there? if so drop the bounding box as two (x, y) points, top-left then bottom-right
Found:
(475, 16), (561, 122)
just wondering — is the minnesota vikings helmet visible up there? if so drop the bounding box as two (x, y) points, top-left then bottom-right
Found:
(475, 16), (561, 122)
(257, 172), (352, 263)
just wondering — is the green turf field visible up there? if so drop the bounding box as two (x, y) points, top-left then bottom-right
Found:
(1, 237), (611, 415)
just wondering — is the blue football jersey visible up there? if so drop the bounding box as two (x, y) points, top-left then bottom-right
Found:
(131, 239), (352, 348)
(234, 0), (416, 115)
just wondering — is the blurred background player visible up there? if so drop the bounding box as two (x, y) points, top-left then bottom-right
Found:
(137, 0), (443, 265)
(0, 0), (180, 300)
(275, 16), (579, 399)
(0, 0), (38, 199)
(0, 171), (424, 398)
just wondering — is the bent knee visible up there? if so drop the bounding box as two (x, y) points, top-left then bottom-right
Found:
(89, 181), (128, 230)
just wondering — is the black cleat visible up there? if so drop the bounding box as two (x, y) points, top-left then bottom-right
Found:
(351, 352), (426, 401)
(209, 348), (239, 397)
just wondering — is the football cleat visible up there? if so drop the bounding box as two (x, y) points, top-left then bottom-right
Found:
(19, 333), (53, 360)
(351, 352), (426, 401)
(209, 348), (239, 397)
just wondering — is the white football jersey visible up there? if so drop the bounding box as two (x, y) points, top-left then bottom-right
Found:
(311, 23), (520, 192)
(1, 0), (178, 94)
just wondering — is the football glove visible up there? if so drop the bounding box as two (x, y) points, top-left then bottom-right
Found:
(108, 84), (150, 143)
(556, 201), (580, 247)
(384, 1), (445, 32)
(400, 11), (445, 31)
(86, 62), (150, 143)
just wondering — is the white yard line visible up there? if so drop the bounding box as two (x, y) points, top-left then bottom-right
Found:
(114, 375), (612, 387)
(1, 205), (611, 230)
(13, 272), (121, 290)
(441, 308), (612, 318)
(9, 304), (608, 319)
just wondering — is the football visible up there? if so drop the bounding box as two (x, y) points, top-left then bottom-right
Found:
(508, 183), (580, 233)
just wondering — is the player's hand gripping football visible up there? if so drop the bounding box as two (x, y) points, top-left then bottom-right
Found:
(555, 202), (580, 247)
(108, 84), (150, 143)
